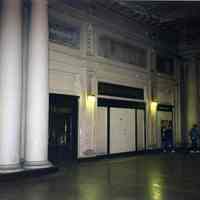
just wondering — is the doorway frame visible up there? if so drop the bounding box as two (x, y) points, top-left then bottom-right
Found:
(156, 104), (175, 149)
(48, 93), (79, 162)
(98, 98), (147, 156)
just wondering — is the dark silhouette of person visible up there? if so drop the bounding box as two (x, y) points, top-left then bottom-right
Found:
(161, 121), (167, 152)
(190, 124), (199, 152)
(165, 122), (174, 152)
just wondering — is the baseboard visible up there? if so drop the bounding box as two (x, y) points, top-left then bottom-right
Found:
(0, 166), (58, 182)
(78, 149), (166, 162)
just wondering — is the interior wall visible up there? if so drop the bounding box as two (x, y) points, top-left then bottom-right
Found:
(48, 42), (151, 158)
(47, 6), (181, 158)
(48, 46), (179, 158)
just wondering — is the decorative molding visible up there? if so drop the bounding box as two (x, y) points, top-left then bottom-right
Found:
(86, 24), (95, 56)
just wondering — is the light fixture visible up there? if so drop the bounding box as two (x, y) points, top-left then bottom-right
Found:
(87, 70), (96, 105)
(87, 94), (96, 102)
(151, 101), (158, 113)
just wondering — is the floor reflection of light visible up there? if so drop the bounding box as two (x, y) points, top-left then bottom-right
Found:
(153, 183), (161, 188)
(152, 181), (162, 200)
(149, 173), (163, 200)
(78, 184), (101, 200)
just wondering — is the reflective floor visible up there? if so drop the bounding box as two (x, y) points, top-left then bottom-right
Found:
(0, 153), (200, 200)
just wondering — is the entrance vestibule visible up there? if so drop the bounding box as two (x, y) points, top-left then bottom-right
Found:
(48, 94), (78, 164)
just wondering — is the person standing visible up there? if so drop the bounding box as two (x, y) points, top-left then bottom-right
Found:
(165, 122), (175, 152)
(189, 124), (199, 153)
(161, 122), (167, 152)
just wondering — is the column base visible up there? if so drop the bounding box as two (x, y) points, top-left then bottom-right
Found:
(0, 163), (23, 174)
(23, 160), (53, 170)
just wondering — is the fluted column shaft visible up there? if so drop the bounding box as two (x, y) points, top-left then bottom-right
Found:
(24, 0), (51, 169)
(186, 59), (198, 134)
(0, 0), (22, 173)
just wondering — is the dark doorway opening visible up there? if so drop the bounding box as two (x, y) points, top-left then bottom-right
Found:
(48, 94), (78, 164)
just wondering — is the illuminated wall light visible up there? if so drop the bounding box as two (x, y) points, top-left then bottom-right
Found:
(87, 94), (96, 103)
(151, 101), (158, 114)
(87, 94), (96, 110)
(87, 71), (96, 105)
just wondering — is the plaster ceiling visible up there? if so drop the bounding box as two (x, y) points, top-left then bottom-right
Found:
(116, 1), (200, 24)
(90, 1), (200, 26)
(49, 0), (200, 46)
(90, 0), (200, 45)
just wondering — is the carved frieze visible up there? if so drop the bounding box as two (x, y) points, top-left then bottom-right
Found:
(86, 24), (95, 56)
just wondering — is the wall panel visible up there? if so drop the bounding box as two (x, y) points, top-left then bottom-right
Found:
(137, 109), (145, 151)
(96, 107), (108, 155)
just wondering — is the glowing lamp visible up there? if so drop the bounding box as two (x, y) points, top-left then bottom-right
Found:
(151, 101), (158, 113)
(87, 94), (96, 102)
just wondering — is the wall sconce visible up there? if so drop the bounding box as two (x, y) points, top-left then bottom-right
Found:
(150, 101), (158, 114)
(87, 94), (96, 111)
(87, 71), (96, 103)
(87, 94), (96, 102)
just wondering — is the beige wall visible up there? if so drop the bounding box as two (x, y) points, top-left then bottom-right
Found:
(48, 7), (181, 157)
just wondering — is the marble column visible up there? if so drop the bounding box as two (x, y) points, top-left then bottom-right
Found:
(186, 58), (198, 137)
(0, 0), (22, 173)
(180, 62), (188, 145)
(24, 0), (52, 169)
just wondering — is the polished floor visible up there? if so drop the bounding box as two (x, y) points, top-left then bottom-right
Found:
(0, 153), (200, 200)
